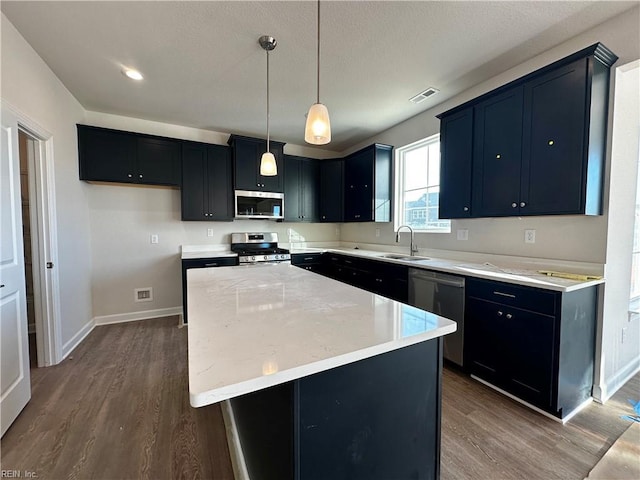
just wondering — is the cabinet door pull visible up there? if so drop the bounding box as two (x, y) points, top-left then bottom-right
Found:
(520, 202), (526, 207)
(204, 263), (219, 267)
(496, 154), (501, 159)
(506, 313), (513, 319)
(493, 291), (516, 298)
(511, 202), (517, 208)
(128, 174), (133, 178)
(463, 206), (469, 212)
(497, 310), (503, 316)
(304, 257), (314, 261)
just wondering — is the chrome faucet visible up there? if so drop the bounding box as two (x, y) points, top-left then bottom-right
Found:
(396, 225), (419, 256)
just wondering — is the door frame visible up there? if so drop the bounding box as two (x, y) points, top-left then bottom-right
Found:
(7, 102), (62, 366)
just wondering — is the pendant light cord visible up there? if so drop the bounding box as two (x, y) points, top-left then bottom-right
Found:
(266, 48), (270, 153)
(316, 0), (321, 104)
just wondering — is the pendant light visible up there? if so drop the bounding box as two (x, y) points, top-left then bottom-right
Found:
(305, 0), (331, 145)
(259, 35), (278, 176)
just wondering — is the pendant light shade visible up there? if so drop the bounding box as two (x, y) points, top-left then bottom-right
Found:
(305, 0), (331, 145)
(259, 35), (277, 176)
(260, 152), (277, 176)
(305, 103), (331, 145)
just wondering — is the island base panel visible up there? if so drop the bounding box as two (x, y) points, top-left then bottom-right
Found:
(231, 338), (442, 480)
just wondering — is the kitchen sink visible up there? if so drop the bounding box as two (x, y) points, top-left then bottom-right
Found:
(380, 254), (430, 262)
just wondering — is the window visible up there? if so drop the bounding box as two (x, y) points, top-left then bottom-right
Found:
(394, 134), (450, 232)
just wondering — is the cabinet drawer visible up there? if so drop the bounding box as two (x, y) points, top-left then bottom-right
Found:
(466, 278), (557, 316)
(182, 257), (238, 269)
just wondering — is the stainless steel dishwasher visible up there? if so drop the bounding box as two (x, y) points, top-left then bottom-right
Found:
(408, 269), (465, 366)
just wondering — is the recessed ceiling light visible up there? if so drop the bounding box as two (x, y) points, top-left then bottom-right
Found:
(409, 87), (439, 104)
(122, 67), (143, 81)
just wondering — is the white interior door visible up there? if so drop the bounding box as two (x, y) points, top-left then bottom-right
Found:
(1, 104), (31, 437)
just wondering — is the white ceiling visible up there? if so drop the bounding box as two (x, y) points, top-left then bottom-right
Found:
(2, 1), (636, 152)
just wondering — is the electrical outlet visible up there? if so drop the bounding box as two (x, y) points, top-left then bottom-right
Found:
(150, 234), (159, 244)
(335, 227), (340, 238)
(457, 229), (468, 241)
(375, 228), (380, 238)
(207, 228), (214, 237)
(524, 229), (536, 244)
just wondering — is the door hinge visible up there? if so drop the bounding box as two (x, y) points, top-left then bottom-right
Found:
(46, 262), (54, 269)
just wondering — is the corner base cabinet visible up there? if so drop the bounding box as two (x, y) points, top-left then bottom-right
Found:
(464, 278), (597, 419)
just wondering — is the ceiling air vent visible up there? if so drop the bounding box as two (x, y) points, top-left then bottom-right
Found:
(409, 87), (440, 104)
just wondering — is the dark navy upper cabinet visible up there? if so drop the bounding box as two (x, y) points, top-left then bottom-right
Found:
(319, 159), (344, 222)
(438, 43), (617, 219)
(521, 58), (595, 215)
(344, 144), (393, 222)
(181, 141), (233, 221)
(228, 135), (285, 193)
(283, 155), (320, 222)
(472, 87), (524, 217)
(439, 108), (473, 219)
(78, 125), (180, 186)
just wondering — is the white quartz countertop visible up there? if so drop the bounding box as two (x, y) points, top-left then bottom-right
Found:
(181, 245), (236, 259)
(187, 263), (456, 407)
(290, 247), (603, 292)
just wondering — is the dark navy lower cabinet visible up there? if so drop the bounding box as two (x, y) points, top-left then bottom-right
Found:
(465, 278), (597, 419)
(181, 256), (238, 323)
(231, 338), (443, 480)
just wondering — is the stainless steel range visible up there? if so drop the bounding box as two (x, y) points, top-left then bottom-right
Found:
(231, 232), (291, 264)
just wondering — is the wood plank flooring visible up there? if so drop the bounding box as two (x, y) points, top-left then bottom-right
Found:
(1, 317), (234, 480)
(2, 316), (638, 479)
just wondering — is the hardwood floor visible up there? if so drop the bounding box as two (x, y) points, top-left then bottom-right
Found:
(1, 317), (234, 480)
(440, 368), (639, 480)
(2, 316), (638, 479)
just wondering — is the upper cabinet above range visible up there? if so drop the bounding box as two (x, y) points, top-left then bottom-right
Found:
(228, 135), (285, 193)
(77, 125), (181, 186)
(438, 43), (618, 219)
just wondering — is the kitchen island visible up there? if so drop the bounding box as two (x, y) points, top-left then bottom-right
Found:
(187, 263), (456, 480)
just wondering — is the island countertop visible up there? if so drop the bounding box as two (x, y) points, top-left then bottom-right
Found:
(187, 263), (456, 407)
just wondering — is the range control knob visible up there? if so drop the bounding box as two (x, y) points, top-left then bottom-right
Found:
(251, 256), (256, 261)
(264, 255), (268, 260)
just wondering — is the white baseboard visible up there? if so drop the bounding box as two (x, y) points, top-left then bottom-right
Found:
(596, 359), (640, 404)
(471, 375), (592, 424)
(62, 319), (96, 360)
(93, 307), (182, 326)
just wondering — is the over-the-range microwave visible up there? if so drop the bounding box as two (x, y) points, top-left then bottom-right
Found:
(235, 190), (284, 220)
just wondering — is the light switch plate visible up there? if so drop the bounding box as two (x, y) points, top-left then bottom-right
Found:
(150, 234), (159, 244)
(207, 228), (214, 237)
(457, 229), (468, 241)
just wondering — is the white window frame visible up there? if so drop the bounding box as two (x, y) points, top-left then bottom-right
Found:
(394, 134), (451, 233)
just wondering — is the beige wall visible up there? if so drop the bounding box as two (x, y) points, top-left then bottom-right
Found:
(341, 6), (640, 265)
(596, 60), (640, 400)
(82, 112), (338, 318)
(1, 14), (92, 352)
